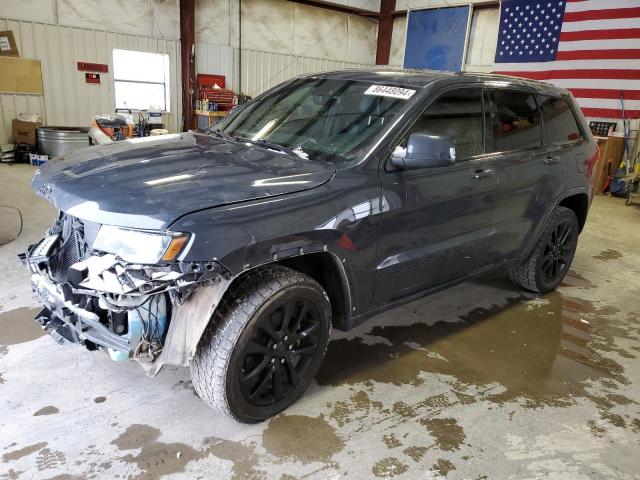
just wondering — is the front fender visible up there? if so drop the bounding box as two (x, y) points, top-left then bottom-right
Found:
(169, 171), (384, 315)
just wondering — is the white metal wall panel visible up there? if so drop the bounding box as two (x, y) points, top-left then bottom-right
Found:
(0, 18), (182, 145)
(464, 6), (500, 73)
(195, 43), (373, 99)
(195, 42), (235, 87)
(238, 48), (373, 98)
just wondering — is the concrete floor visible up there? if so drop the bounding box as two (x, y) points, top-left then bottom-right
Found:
(1, 162), (639, 480)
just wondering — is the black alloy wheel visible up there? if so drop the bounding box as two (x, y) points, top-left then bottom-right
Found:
(239, 297), (323, 406)
(509, 206), (580, 294)
(539, 218), (576, 285)
(190, 266), (331, 423)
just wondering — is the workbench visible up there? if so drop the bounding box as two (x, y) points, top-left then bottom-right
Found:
(196, 110), (229, 129)
(593, 135), (626, 194)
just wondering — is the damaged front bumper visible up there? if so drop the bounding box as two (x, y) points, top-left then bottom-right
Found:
(20, 227), (231, 373)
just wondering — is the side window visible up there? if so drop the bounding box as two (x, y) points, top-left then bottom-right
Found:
(539, 95), (583, 145)
(486, 90), (541, 152)
(403, 88), (485, 159)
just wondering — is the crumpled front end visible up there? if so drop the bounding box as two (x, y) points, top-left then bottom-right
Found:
(20, 212), (230, 372)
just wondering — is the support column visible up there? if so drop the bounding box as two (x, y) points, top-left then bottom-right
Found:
(180, 0), (196, 131)
(375, 0), (396, 65)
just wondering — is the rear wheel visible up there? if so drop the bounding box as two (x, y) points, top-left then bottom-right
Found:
(190, 265), (331, 423)
(509, 206), (579, 293)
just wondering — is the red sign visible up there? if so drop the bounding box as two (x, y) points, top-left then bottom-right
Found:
(85, 73), (101, 84)
(77, 62), (108, 73)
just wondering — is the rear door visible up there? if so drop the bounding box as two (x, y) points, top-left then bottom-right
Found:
(373, 86), (501, 304)
(537, 94), (589, 191)
(484, 88), (564, 261)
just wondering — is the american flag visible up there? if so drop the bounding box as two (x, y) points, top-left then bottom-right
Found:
(494, 0), (640, 119)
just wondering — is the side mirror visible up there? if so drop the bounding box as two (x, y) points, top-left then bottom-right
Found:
(391, 133), (456, 170)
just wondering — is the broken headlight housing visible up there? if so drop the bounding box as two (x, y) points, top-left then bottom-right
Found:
(93, 225), (190, 264)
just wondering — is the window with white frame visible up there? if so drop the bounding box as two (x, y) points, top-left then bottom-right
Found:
(464, 4), (500, 72)
(113, 49), (171, 111)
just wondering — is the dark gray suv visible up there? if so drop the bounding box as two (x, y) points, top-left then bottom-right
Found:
(22, 69), (598, 422)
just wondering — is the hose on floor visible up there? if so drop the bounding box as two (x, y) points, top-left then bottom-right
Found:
(0, 205), (23, 246)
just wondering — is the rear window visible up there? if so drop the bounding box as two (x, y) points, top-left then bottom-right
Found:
(538, 95), (583, 145)
(485, 90), (542, 152)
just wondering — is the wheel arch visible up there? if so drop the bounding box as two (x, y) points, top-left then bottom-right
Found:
(274, 252), (352, 331)
(219, 251), (353, 331)
(558, 192), (589, 232)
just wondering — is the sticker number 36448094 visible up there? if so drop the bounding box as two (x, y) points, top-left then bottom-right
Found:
(364, 85), (416, 100)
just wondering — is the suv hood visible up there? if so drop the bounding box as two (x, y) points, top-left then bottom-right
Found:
(33, 132), (335, 230)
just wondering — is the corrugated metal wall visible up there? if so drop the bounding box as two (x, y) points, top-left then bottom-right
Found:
(238, 48), (373, 97)
(0, 18), (182, 145)
(1, 17), (373, 145)
(195, 43), (236, 90)
(196, 43), (373, 99)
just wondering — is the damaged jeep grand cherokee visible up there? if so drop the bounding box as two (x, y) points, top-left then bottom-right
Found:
(21, 70), (597, 423)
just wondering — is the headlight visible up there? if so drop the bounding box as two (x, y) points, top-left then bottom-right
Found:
(93, 225), (190, 264)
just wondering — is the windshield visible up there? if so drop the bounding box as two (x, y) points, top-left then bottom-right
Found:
(214, 78), (417, 166)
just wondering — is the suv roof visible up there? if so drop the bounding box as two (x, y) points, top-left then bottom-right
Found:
(305, 68), (568, 96)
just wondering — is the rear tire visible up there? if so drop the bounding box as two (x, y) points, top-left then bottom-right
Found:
(190, 265), (331, 423)
(509, 206), (579, 294)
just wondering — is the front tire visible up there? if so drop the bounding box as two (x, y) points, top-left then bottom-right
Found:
(190, 265), (331, 423)
(509, 206), (579, 294)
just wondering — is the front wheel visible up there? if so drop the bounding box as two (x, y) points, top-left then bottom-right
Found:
(190, 266), (331, 423)
(509, 206), (579, 294)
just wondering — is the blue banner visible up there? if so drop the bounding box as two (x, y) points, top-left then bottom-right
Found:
(404, 6), (470, 71)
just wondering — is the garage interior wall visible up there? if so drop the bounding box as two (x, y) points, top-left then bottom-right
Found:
(196, 0), (378, 96)
(389, 0), (637, 132)
(0, 0), (378, 145)
(0, 17), (182, 146)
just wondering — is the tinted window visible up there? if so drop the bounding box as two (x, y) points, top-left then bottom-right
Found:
(486, 90), (541, 152)
(539, 95), (583, 145)
(405, 88), (485, 159)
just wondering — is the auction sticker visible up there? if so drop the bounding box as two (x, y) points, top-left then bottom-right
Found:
(364, 85), (416, 100)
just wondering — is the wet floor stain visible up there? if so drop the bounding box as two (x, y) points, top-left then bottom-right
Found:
(371, 457), (409, 477)
(204, 437), (265, 480)
(0, 307), (44, 346)
(432, 458), (456, 476)
(420, 417), (465, 452)
(403, 445), (428, 462)
(34, 406), (60, 416)
(93, 396), (106, 404)
(382, 433), (402, 449)
(35, 447), (66, 471)
(593, 249), (623, 261)
(171, 379), (199, 397)
(262, 415), (345, 464)
(45, 475), (88, 480)
(317, 289), (634, 419)
(559, 269), (596, 289)
(328, 390), (387, 427)
(110, 424), (209, 480)
(2, 442), (47, 462)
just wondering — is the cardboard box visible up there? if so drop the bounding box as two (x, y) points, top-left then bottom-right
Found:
(12, 119), (41, 146)
(0, 31), (19, 57)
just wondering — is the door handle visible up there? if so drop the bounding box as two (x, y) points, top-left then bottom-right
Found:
(544, 156), (560, 165)
(472, 169), (494, 179)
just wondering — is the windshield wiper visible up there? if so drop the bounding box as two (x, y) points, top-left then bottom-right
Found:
(208, 129), (235, 142)
(238, 138), (301, 158)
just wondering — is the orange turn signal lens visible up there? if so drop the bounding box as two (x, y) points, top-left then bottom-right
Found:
(161, 235), (189, 261)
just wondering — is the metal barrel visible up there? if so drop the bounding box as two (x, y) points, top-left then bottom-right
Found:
(37, 126), (90, 157)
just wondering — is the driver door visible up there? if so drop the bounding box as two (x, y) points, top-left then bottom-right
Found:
(373, 86), (501, 304)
